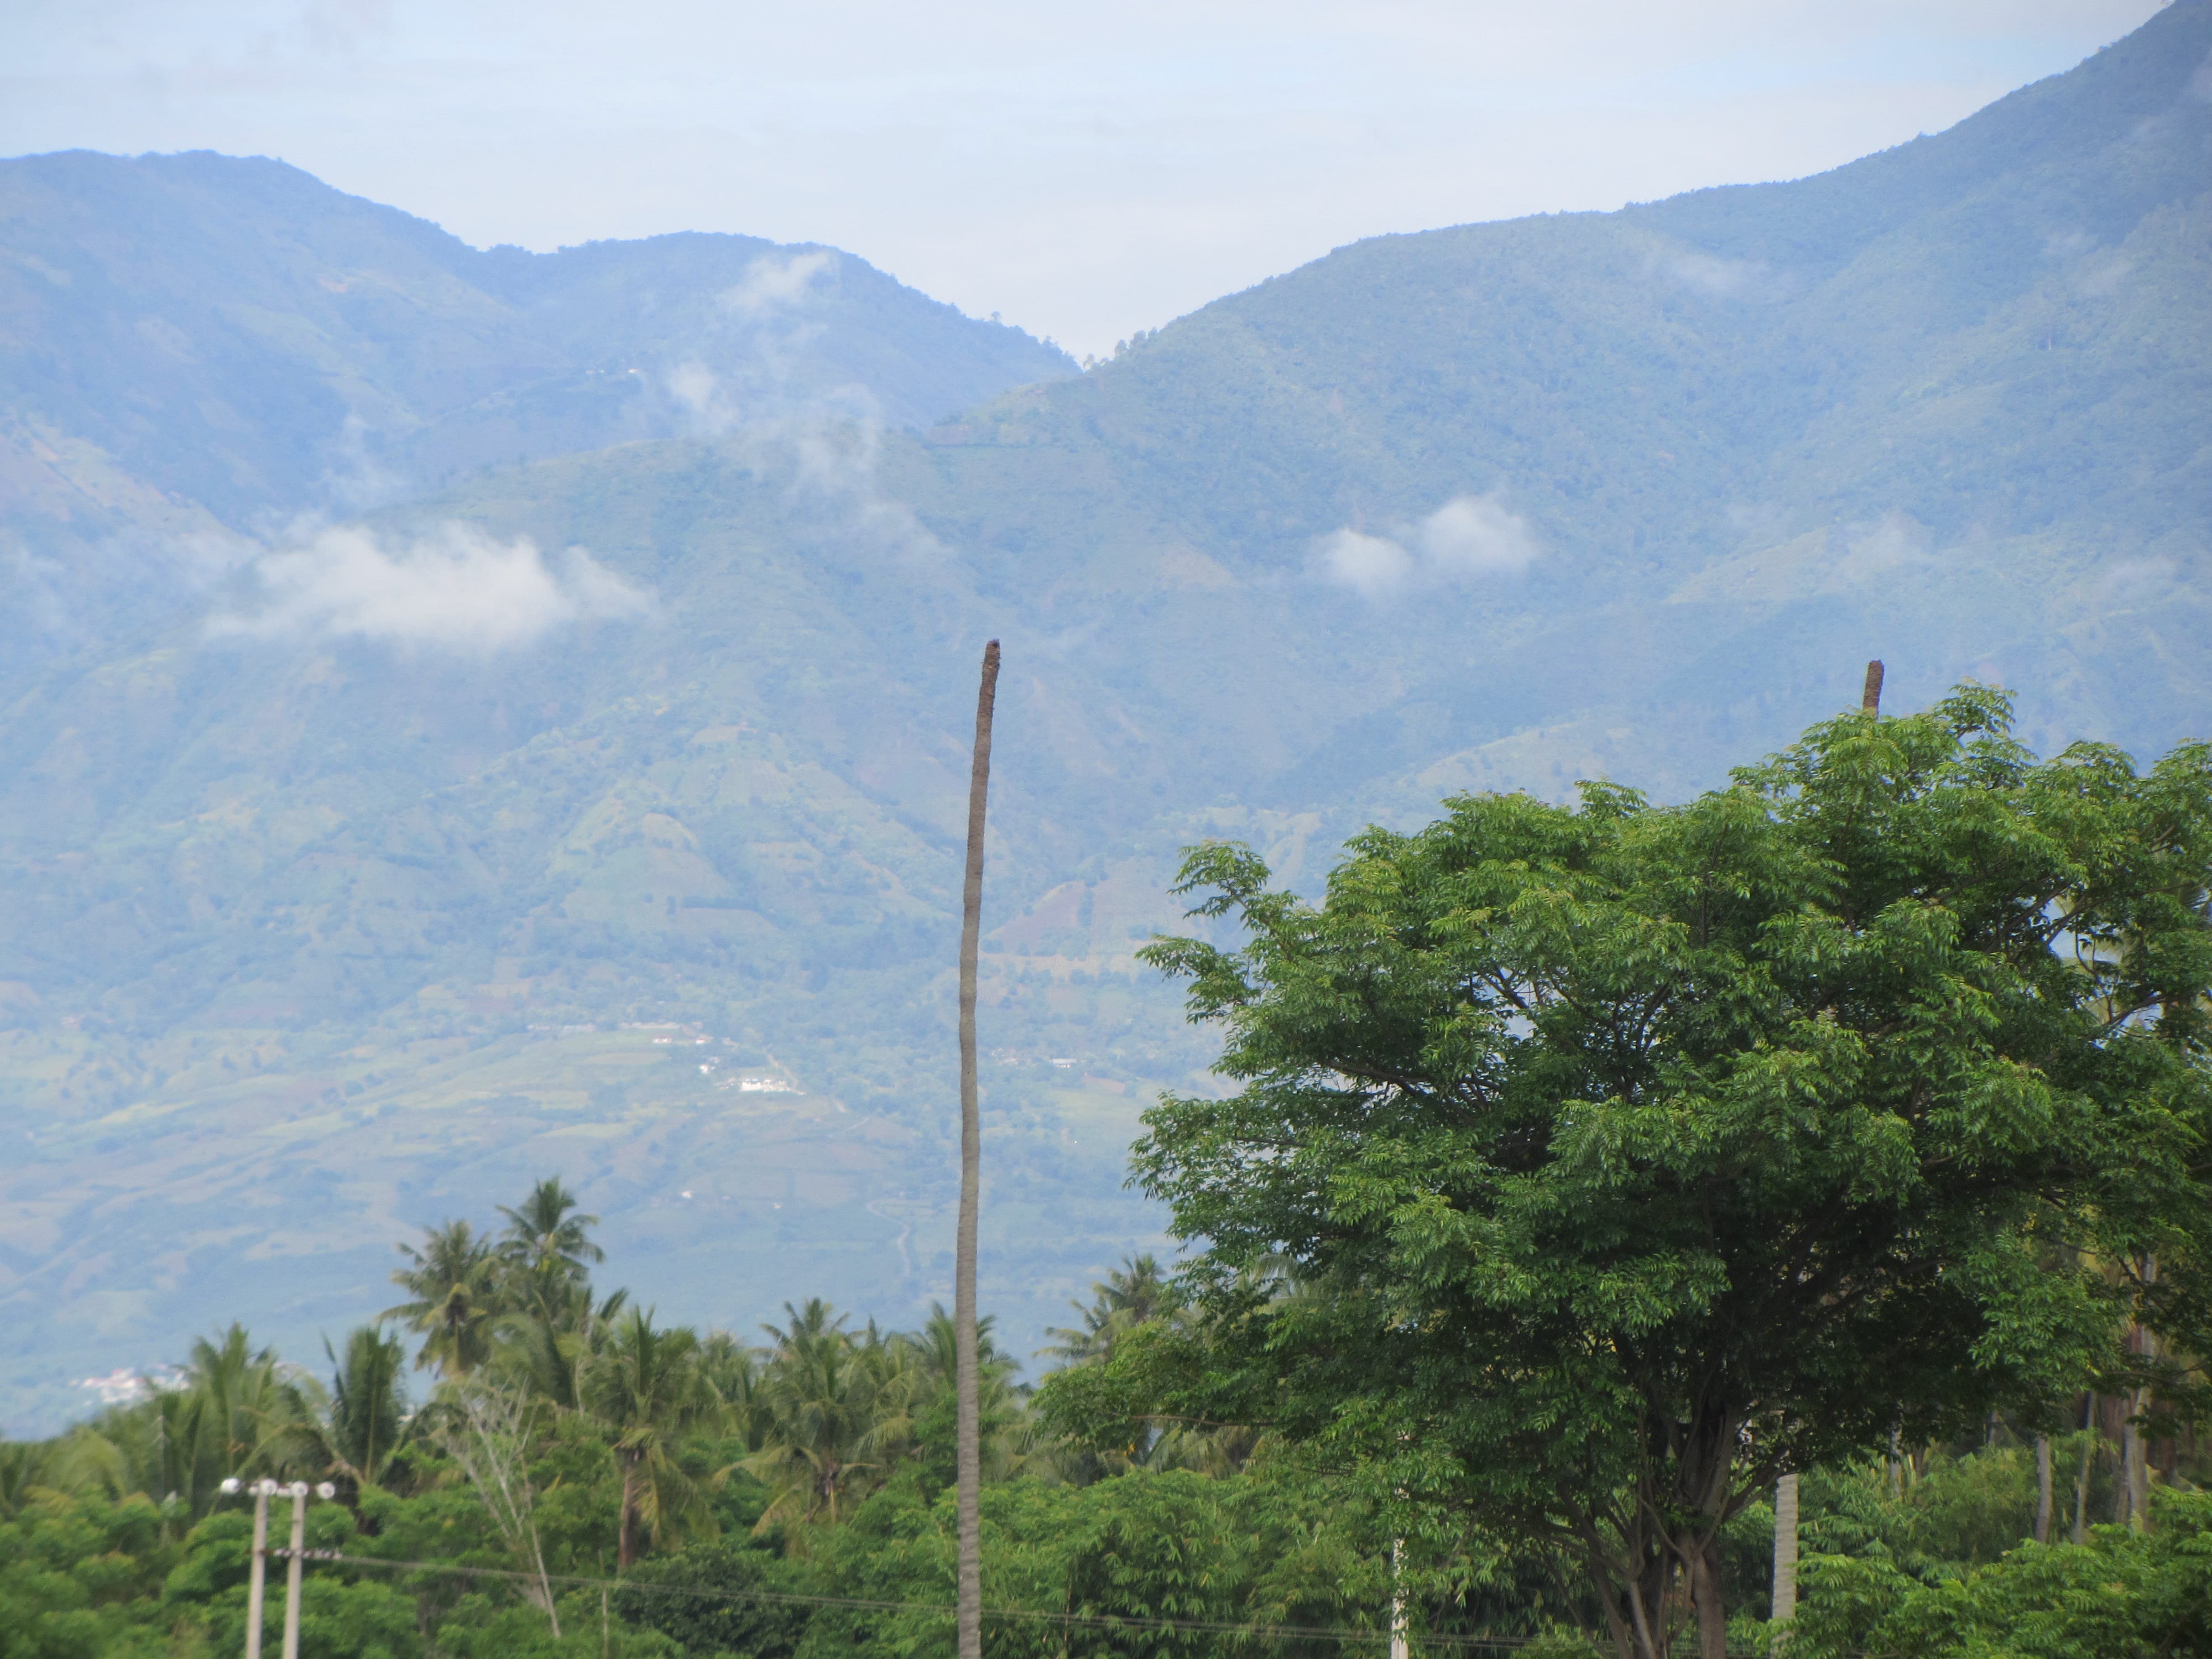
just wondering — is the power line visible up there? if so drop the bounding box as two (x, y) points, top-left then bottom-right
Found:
(282, 1548), (1556, 1650)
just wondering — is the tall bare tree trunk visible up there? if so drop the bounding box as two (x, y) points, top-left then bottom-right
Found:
(2073, 1395), (2095, 1545)
(1771, 1472), (1799, 1631)
(1862, 659), (1885, 713)
(2034, 1436), (2053, 1544)
(956, 640), (1001, 1659)
(2122, 1254), (2158, 1530)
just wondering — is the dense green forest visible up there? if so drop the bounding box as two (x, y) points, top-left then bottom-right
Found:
(4, 1178), (2205, 1659)
(6, 690), (2210, 1656)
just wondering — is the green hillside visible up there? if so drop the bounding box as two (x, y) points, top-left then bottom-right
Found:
(2, 3), (2209, 1431)
(0, 149), (1074, 690)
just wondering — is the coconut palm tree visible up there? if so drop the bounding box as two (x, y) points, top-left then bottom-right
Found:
(1038, 1254), (1180, 1366)
(0, 1441), (46, 1519)
(744, 1300), (911, 1531)
(498, 1177), (604, 1320)
(700, 1331), (768, 1453)
(59, 1324), (320, 1514)
(186, 1324), (321, 1491)
(500, 1284), (629, 1412)
(583, 1307), (723, 1568)
(385, 1219), (504, 1377)
(901, 1305), (1034, 1484)
(324, 1324), (410, 1488)
(953, 639), (999, 1659)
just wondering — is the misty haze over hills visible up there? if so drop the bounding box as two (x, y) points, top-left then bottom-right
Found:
(0, 151), (1072, 685)
(1, 2), (2208, 1432)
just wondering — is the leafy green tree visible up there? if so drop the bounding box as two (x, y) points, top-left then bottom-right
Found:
(0, 1489), (180, 1657)
(386, 1220), (504, 1378)
(612, 1539), (812, 1659)
(583, 1308), (723, 1568)
(802, 1464), (1392, 1659)
(1128, 690), (2212, 1659)
(1794, 1489), (2212, 1658)
(435, 1380), (564, 1628)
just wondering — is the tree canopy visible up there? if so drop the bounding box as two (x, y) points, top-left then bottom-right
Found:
(1130, 687), (2212, 1659)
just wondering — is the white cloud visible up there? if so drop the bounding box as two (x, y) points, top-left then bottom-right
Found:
(722, 250), (838, 319)
(2077, 254), (2134, 296)
(666, 360), (720, 419)
(1838, 512), (1929, 582)
(2091, 555), (2178, 605)
(664, 358), (745, 432)
(1415, 494), (1540, 576)
(210, 523), (651, 650)
(1666, 251), (1771, 298)
(1317, 494), (1538, 597)
(1317, 528), (1416, 597)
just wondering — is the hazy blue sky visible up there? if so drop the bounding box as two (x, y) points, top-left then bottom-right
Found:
(3, 0), (2168, 356)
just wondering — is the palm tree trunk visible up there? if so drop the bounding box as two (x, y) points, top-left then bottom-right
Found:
(618, 1454), (645, 1570)
(956, 640), (1001, 1659)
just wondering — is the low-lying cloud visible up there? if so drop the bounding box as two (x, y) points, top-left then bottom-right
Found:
(210, 523), (651, 650)
(723, 249), (838, 319)
(1317, 494), (1539, 597)
(1666, 251), (1770, 298)
(664, 251), (848, 435)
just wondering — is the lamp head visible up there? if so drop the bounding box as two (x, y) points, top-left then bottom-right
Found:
(316, 1483), (337, 1500)
(219, 1478), (241, 1495)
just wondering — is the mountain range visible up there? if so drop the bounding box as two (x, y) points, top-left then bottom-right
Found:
(2, 1), (2208, 1432)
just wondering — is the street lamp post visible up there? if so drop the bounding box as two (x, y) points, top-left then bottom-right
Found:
(221, 1477), (337, 1659)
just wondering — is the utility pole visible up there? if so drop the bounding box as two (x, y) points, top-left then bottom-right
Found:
(1770, 1474), (1799, 1629)
(221, 1478), (276, 1657)
(1389, 1538), (1410, 1659)
(281, 1481), (309, 1659)
(223, 1477), (337, 1659)
(955, 639), (1001, 1659)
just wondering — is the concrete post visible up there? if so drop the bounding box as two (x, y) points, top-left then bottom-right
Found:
(244, 1482), (271, 1658)
(280, 1483), (307, 1659)
(1771, 1474), (1799, 1626)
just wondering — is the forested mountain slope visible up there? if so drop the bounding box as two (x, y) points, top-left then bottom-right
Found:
(0, 149), (1073, 681)
(2, 2), (2207, 1431)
